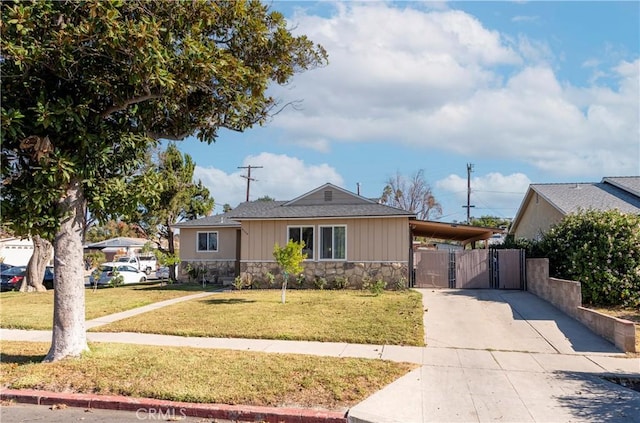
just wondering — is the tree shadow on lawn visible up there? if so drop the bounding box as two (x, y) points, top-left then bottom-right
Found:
(132, 282), (223, 292)
(201, 298), (256, 305)
(554, 371), (640, 423)
(0, 353), (45, 365)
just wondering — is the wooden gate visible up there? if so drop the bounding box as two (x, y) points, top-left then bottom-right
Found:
(413, 249), (525, 289)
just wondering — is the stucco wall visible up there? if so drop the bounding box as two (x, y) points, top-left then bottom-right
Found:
(513, 195), (564, 240)
(526, 258), (637, 353)
(179, 227), (239, 261)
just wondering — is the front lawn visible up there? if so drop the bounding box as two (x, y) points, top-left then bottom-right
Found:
(0, 283), (211, 330)
(0, 341), (416, 411)
(94, 289), (425, 346)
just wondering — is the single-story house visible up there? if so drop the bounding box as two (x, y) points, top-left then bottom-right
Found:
(0, 237), (35, 266)
(510, 176), (640, 240)
(175, 183), (503, 287)
(84, 237), (152, 262)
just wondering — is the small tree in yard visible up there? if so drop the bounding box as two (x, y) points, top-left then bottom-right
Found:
(273, 240), (307, 304)
(1, 1), (327, 362)
(538, 209), (640, 308)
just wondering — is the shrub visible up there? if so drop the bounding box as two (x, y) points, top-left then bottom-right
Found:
(363, 278), (386, 296)
(233, 275), (245, 290)
(333, 276), (349, 290)
(314, 277), (327, 290)
(538, 210), (640, 308)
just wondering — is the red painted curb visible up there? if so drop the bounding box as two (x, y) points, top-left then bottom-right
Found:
(0, 389), (348, 423)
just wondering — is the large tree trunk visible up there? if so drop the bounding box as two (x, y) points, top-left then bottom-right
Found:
(19, 235), (52, 292)
(44, 179), (89, 362)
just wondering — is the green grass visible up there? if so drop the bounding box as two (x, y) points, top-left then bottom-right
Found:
(0, 341), (417, 411)
(0, 283), (211, 330)
(94, 289), (425, 346)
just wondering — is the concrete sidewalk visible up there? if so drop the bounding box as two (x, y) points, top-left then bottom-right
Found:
(2, 288), (639, 422)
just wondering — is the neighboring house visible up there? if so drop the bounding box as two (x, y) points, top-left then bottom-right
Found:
(84, 237), (151, 262)
(510, 176), (640, 240)
(0, 237), (35, 266)
(176, 183), (502, 287)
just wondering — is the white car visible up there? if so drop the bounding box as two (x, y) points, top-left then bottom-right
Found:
(90, 263), (147, 286)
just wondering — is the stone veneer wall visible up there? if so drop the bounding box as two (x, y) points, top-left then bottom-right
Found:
(179, 260), (236, 284)
(526, 258), (637, 353)
(240, 261), (409, 290)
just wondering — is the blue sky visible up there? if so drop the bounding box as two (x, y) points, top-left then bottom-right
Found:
(176, 1), (639, 223)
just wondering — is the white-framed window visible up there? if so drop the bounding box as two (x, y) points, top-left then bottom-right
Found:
(287, 226), (314, 260)
(197, 231), (218, 252)
(319, 225), (346, 260)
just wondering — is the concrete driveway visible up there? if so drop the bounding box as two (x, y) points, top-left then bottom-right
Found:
(420, 288), (621, 354)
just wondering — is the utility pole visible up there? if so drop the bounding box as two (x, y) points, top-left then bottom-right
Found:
(238, 165), (263, 202)
(462, 163), (475, 224)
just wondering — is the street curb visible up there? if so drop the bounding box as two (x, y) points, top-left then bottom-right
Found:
(1, 389), (348, 423)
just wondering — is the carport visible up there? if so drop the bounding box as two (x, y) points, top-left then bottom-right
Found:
(407, 220), (523, 289)
(409, 219), (503, 247)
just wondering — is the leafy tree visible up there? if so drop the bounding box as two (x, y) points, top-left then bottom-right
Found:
(256, 195), (275, 202)
(222, 204), (233, 213)
(469, 216), (511, 229)
(1, 1), (327, 361)
(273, 240), (307, 304)
(85, 220), (142, 243)
(133, 143), (213, 280)
(380, 170), (442, 220)
(538, 210), (640, 308)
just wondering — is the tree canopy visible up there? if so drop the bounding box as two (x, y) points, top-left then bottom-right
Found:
(1, 0), (327, 361)
(133, 143), (214, 280)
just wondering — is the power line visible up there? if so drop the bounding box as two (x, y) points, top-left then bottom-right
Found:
(238, 165), (263, 202)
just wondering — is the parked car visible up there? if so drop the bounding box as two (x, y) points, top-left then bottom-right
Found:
(89, 264), (147, 287)
(0, 265), (25, 291)
(115, 255), (157, 275)
(155, 266), (170, 279)
(0, 266), (53, 291)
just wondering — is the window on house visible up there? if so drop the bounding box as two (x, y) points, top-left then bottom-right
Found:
(197, 232), (218, 252)
(320, 225), (346, 260)
(288, 226), (314, 259)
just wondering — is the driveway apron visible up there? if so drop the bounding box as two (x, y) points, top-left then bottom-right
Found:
(420, 288), (621, 354)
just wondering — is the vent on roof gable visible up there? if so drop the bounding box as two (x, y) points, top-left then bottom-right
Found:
(324, 190), (333, 202)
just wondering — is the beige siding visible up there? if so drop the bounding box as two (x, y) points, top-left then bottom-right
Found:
(241, 217), (409, 262)
(513, 195), (564, 240)
(179, 227), (239, 261)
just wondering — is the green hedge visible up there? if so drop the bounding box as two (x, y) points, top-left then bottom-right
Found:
(538, 210), (640, 308)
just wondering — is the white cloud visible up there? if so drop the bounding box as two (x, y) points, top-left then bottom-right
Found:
(194, 153), (343, 209)
(267, 3), (638, 178)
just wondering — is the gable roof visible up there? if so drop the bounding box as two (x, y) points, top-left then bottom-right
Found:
(510, 176), (640, 233)
(84, 237), (149, 249)
(174, 183), (414, 227)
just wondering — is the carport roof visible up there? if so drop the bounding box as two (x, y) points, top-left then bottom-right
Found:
(410, 220), (504, 245)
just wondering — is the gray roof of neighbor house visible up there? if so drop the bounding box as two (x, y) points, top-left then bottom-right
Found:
(510, 176), (640, 234)
(174, 183), (414, 228)
(84, 237), (149, 249)
(530, 177), (640, 215)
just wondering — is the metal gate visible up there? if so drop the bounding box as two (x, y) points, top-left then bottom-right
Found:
(413, 249), (525, 289)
